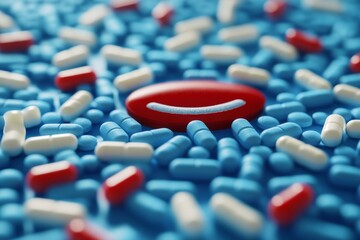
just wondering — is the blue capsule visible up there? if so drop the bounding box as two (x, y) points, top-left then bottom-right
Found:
(0, 169), (23, 189)
(96, 79), (113, 97)
(187, 120), (217, 150)
(84, 109), (104, 124)
(257, 116), (279, 130)
(183, 69), (219, 79)
(296, 90), (334, 109)
(269, 152), (294, 174)
(100, 121), (129, 142)
(240, 154), (263, 181)
(93, 96), (115, 113)
(301, 130), (321, 146)
(155, 136), (192, 167)
(101, 164), (123, 180)
(268, 175), (317, 194)
(340, 74), (360, 88)
(340, 204), (360, 225)
(316, 194), (342, 219)
(249, 146), (272, 160)
(260, 122), (302, 147)
(41, 112), (62, 124)
(210, 177), (262, 204)
(147, 50), (180, 67)
(267, 79), (290, 95)
(156, 232), (182, 240)
(0, 203), (24, 225)
(0, 221), (14, 239)
(110, 109), (142, 135)
(188, 146), (210, 159)
(330, 155), (351, 166)
(232, 118), (260, 149)
(130, 128), (173, 147)
(251, 49), (275, 69)
(288, 112), (313, 128)
(265, 101), (306, 120)
(0, 189), (19, 206)
(26, 100), (51, 114)
(312, 112), (328, 126)
(24, 154), (48, 171)
(0, 150), (9, 169)
(39, 123), (84, 137)
(169, 158), (221, 181)
(71, 118), (92, 133)
(329, 165), (360, 188)
(334, 146), (357, 160)
(0, 99), (26, 114)
(217, 138), (241, 174)
(276, 92), (297, 103)
(78, 135), (98, 151)
(146, 180), (196, 200)
(80, 155), (99, 173)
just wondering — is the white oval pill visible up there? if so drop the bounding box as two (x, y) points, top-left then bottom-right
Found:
(0, 70), (30, 90)
(334, 84), (360, 106)
(114, 67), (153, 93)
(52, 45), (89, 69)
(101, 45), (142, 66)
(201, 45), (243, 63)
(1, 110), (26, 156)
(175, 16), (213, 34)
(79, 4), (109, 26)
(219, 24), (259, 44)
(164, 31), (201, 53)
(59, 27), (96, 47)
(321, 114), (345, 147)
(295, 69), (332, 90)
(260, 36), (298, 61)
(228, 64), (269, 86)
(346, 120), (360, 139)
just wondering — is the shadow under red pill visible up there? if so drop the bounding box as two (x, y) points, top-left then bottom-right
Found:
(126, 80), (266, 132)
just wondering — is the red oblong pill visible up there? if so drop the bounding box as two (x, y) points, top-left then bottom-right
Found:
(55, 66), (97, 91)
(126, 80), (266, 131)
(286, 29), (322, 53)
(0, 31), (33, 52)
(27, 161), (78, 193)
(350, 53), (360, 73)
(268, 183), (314, 225)
(102, 166), (144, 205)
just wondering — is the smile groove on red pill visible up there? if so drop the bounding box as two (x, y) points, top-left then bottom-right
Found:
(126, 80), (266, 131)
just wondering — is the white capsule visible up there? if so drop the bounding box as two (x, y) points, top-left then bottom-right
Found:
(79, 4), (109, 26)
(217, 0), (241, 24)
(295, 69), (332, 90)
(201, 45), (243, 63)
(334, 84), (360, 106)
(228, 64), (269, 86)
(320, 114), (345, 147)
(24, 133), (78, 156)
(0, 70), (30, 90)
(175, 16), (213, 34)
(346, 120), (360, 139)
(114, 67), (153, 93)
(1, 111), (26, 156)
(59, 90), (93, 121)
(25, 198), (86, 225)
(59, 27), (96, 47)
(52, 45), (89, 69)
(21, 106), (41, 128)
(218, 24), (259, 44)
(101, 45), (142, 66)
(210, 193), (263, 237)
(0, 11), (14, 29)
(276, 136), (328, 170)
(260, 36), (298, 62)
(95, 141), (153, 162)
(303, 0), (343, 13)
(164, 31), (201, 53)
(171, 192), (204, 237)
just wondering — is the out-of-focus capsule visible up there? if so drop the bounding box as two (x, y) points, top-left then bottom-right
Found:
(303, 0), (343, 13)
(321, 114), (345, 147)
(0, 11), (14, 29)
(55, 66), (97, 91)
(110, 0), (138, 11)
(200, 45), (243, 63)
(218, 24), (259, 44)
(268, 183), (314, 225)
(0, 70), (29, 90)
(0, 31), (33, 52)
(165, 32), (201, 53)
(217, 0), (239, 23)
(295, 69), (331, 90)
(296, 90), (334, 108)
(228, 64), (269, 86)
(265, 101), (306, 120)
(260, 36), (298, 61)
(114, 67), (153, 93)
(286, 29), (322, 53)
(334, 84), (360, 106)
(52, 45), (89, 69)
(152, 2), (173, 26)
(146, 180), (196, 200)
(59, 27), (96, 47)
(67, 219), (111, 240)
(264, 0), (287, 19)
(24, 134), (78, 156)
(101, 45), (142, 66)
(260, 122), (302, 147)
(79, 4), (109, 26)
(350, 53), (360, 73)
(175, 16), (213, 34)
(1, 111), (26, 156)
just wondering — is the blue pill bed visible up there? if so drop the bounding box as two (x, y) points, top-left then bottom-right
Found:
(1, 0), (360, 239)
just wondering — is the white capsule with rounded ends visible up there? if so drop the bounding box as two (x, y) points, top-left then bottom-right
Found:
(25, 198), (86, 225)
(24, 133), (78, 156)
(321, 114), (345, 147)
(101, 45), (142, 66)
(0, 11), (14, 29)
(0, 70), (30, 90)
(217, 0), (241, 24)
(276, 136), (328, 170)
(1, 110), (26, 156)
(52, 45), (89, 69)
(21, 106), (41, 128)
(59, 90), (93, 121)
(95, 141), (153, 162)
(59, 27), (96, 47)
(201, 45), (243, 62)
(164, 32), (201, 52)
(114, 67), (153, 93)
(79, 4), (109, 26)
(346, 120), (360, 139)
(295, 69), (332, 90)
(210, 193), (263, 237)
(171, 192), (204, 237)
(219, 24), (259, 44)
(228, 64), (269, 86)
(334, 84), (360, 106)
(260, 36), (298, 61)
(175, 16), (213, 34)
(303, 0), (343, 13)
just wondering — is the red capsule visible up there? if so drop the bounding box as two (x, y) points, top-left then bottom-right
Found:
(268, 183), (314, 225)
(27, 161), (78, 193)
(350, 53), (360, 73)
(111, 0), (138, 11)
(152, 2), (173, 26)
(102, 166), (144, 205)
(0, 31), (33, 52)
(55, 66), (97, 91)
(264, 0), (287, 19)
(286, 29), (322, 53)
(67, 219), (111, 240)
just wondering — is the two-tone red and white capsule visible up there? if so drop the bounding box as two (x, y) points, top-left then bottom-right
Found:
(67, 219), (111, 240)
(286, 29), (322, 53)
(55, 66), (97, 91)
(0, 31), (33, 52)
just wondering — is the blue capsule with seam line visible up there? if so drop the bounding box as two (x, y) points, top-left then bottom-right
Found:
(39, 123), (84, 137)
(188, 146), (210, 159)
(100, 121), (129, 142)
(71, 118), (92, 133)
(260, 122), (302, 147)
(110, 109), (142, 135)
(41, 112), (62, 124)
(268, 174), (317, 195)
(257, 116), (279, 130)
(0, 99), (26, 114)
(231, 118), (260, 149)
(78, 135), (98, 151)
(323, 57), (349, 85)
(146, 180), (196, 200)
(45, 179), (100, 200)
(218, 138), (241, 174)
(187, 120), (217, 150)
(249, 146), (272, 160)
(130, 128), (173, 147)
(210, 177), (262, 204)
(169, 158), (221, 181)
(240, 154), (264, 181)
(316, 194), (342, 219)
(265, 101), (306, 120)
(296, 90), (334, 109)
(155, 136), (192, 167)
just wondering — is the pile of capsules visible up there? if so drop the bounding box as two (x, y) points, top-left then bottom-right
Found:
(1, 0), (360, 239)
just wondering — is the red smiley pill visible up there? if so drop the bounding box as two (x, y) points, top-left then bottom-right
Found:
(126, 80), (266, 131)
